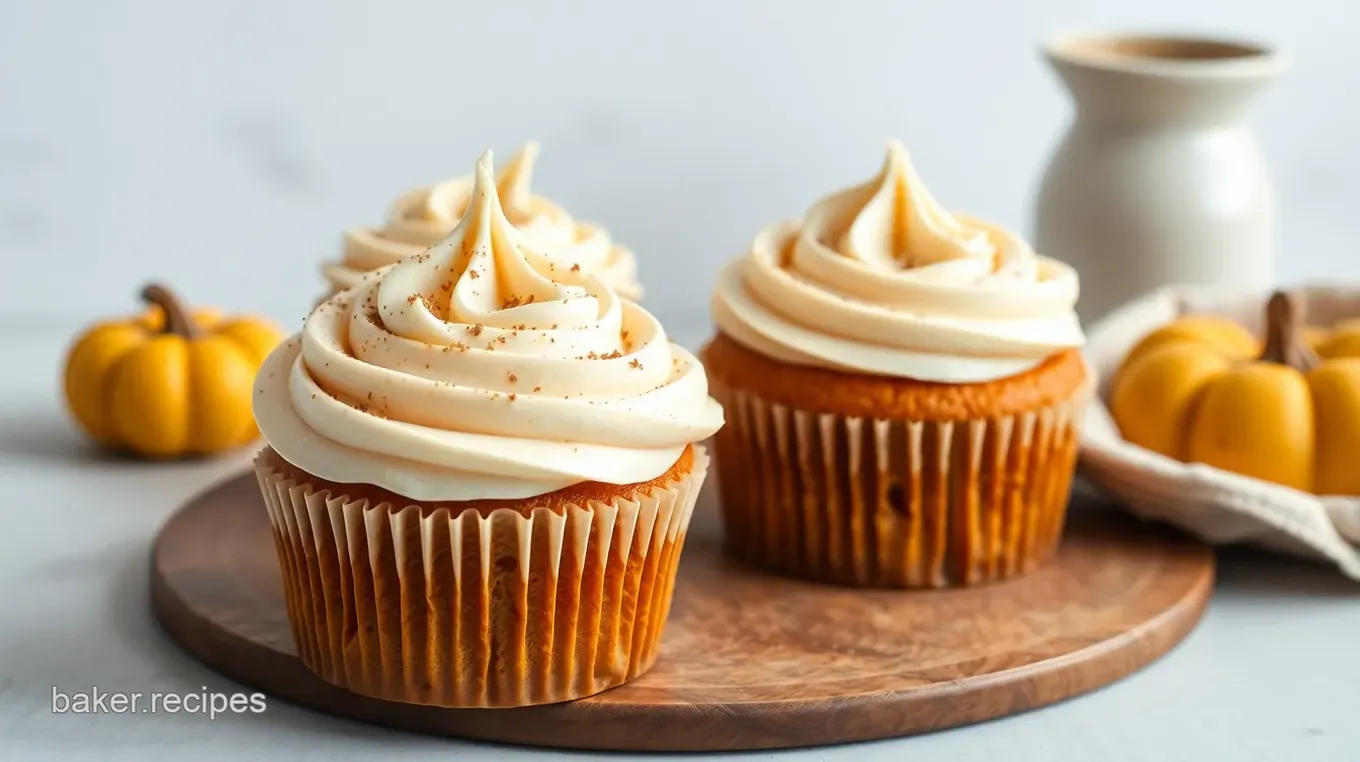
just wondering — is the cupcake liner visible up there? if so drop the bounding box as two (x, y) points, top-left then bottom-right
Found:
(711, 381), (1086, 588)
(254, 447), (707, 708)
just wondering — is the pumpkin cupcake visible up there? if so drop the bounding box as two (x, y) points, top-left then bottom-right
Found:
(706, 140), (1088, 588)
(321, 141), (642, 301)
(254, 150), (723, 707)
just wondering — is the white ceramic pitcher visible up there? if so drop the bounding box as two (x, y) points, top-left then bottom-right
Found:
(1034, 33), (1287, 326)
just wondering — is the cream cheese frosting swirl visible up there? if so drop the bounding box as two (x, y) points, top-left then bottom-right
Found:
(322, 141), (642, 300)
(260, 150), (722, 502)
(712, 139), (1084, 383)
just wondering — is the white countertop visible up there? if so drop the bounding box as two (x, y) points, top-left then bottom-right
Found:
(2, 320), (1358, 762)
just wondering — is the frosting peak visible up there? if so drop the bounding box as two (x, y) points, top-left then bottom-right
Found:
(259, 151), (722, 502)
(418, 141), (542, 230)
(712, 140), (1084, 384)
(495, 140), (541, 217)
(324, 142), (642, 300)
(379, 151), (594, 343)
(836, 140), (995, 270)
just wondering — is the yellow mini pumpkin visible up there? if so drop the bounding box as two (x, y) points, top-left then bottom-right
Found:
(1111, 291), (1360, 496)
(1312, 318), (1360, 359)
(63, 283), (284, 459)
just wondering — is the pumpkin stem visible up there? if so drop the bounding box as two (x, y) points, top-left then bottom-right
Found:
(140, 283), (200, 340)
(1259, 290), (1318, 372)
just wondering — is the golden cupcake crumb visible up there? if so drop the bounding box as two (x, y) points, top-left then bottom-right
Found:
(703, 332), (1086, 420)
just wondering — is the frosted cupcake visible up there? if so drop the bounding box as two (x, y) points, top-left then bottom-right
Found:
(706, 140), (1087, 588)
(321, 141), (642, 300)
(255, 150), (722, 707)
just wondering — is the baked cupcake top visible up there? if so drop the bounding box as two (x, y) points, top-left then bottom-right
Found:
(258, 151), (722, 502)
(712, 140), (1084, 383)
(322, 141), (642, 300)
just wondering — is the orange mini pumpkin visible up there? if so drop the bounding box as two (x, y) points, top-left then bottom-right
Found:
(63, 283), (284, 459)
(1111, 291), (1360, 496)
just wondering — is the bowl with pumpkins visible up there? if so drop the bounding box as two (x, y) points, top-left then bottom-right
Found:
(1082, 284), (1360, 579)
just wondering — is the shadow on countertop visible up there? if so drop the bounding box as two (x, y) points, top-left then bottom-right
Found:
(1073, 481), (1360, 599)
(0, 402), (255, 469)
(1212, 545), (1360, 599)
(0, 404), (103, 464)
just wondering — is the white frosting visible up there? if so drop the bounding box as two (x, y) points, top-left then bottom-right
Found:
(322, 142), (642, 300)
(711, 140), (1084, 383)
(260, 150), (722, 502)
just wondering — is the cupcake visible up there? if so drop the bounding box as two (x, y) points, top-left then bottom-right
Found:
(254, 150), (723, 707)
(706, 140), (1088, 588)
(321, 141), (642, 301)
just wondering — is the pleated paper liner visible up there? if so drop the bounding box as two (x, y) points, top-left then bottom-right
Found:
(711, 382), (1087, 588)
(254, 447), (708, 708)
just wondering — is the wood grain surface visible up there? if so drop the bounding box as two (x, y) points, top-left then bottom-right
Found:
(150, 472), (1213, 752)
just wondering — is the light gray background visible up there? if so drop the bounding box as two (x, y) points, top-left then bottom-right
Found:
(3, 0), (1357, 340)
(3, 1), (1359, 760)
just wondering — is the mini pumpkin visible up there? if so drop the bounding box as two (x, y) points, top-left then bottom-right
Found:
(1311, 318), (1360, 359)
(63, 283), (284, 459)
(1111, 291), (1360, 496)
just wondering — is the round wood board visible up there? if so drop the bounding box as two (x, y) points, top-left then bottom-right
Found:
(151, 472), (1213, 752)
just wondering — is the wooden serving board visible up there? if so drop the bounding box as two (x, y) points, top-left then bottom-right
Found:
(150, 472), (1213, 752)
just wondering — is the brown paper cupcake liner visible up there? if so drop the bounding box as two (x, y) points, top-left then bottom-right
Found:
(254, 447), (708, 708)
(711, 381), (1086, 588)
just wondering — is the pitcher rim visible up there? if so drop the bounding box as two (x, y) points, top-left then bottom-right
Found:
(1043, 31), (1287, 80)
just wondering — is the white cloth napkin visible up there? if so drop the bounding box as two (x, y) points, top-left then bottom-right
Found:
(1080, 284), (1360, 580)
